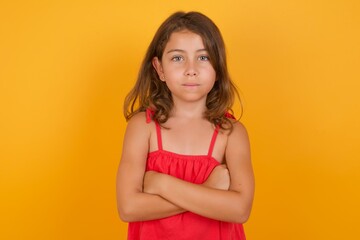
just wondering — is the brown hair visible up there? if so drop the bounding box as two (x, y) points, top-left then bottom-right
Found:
(124, 11), (242, 130)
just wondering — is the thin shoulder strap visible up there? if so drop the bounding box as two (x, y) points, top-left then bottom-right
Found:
(146, 108), (163, 151)
(208, 125), (220, 157)
(207, 112), (236, 157)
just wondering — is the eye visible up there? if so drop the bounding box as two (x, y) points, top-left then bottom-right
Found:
(198, 55), (210, 61)
(171, 55), (184, 62)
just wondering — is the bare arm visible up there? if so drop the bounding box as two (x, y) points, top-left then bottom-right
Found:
(143, 122), (255, 223)
(116, 113), (184, 222)
(116, 113), (231, 222)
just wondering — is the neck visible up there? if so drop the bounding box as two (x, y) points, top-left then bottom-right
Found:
(170, 100), (207, 119)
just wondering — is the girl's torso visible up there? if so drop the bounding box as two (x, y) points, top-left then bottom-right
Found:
(128, 109), (245, 240)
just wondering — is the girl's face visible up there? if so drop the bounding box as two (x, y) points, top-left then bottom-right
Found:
(153, 30), (216, 105)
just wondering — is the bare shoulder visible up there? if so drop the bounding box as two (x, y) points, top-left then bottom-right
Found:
(226, 120), (251, 161)
(223, 120), (249, 145)
(226, 120), (253, 190)
(123, 111), (152, 148)
(229, 121), (249, 139)
(125, 111), (152, 134)
(127, 111), (148, 128)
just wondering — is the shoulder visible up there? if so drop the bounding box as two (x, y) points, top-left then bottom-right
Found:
(230, 121), (249, 137)
(225, 121), (252, 180)
(221, 119), (249, 139)
(226, 120), (250, 151)
(127, 111), (147, 125)
(125, 111), (152, 138)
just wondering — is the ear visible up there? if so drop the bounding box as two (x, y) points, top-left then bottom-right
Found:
(152, 57), (165, 81)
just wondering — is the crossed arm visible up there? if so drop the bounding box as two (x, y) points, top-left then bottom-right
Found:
(116, 113), (254, 223)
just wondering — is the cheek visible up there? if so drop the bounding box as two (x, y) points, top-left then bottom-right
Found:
(202, 64), (216, 74)
(164, 66), (182, 78)
(206, 67), (216, 80)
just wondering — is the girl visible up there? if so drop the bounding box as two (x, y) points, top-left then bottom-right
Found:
(116, 11), (254, 240)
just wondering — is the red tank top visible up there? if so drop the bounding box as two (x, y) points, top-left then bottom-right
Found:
(127, 109), (246, 240)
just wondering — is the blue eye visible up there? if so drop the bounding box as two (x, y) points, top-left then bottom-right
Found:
(199, 55), (210, 61)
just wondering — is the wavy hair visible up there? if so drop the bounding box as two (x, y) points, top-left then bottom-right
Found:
(124, 11), (242, 130)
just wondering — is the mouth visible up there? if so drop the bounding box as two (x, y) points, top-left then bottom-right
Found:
(182, 83), (200, 87)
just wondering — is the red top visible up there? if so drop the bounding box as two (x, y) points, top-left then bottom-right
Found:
(127, 109), (246, 240)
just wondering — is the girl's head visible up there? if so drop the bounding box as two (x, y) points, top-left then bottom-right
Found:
(124, 11), (241, 129)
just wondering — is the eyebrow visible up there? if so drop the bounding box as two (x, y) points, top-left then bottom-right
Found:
(166, 48), (208, 54)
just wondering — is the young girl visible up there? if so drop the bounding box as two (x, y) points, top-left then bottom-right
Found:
(116, 11), (254, 240)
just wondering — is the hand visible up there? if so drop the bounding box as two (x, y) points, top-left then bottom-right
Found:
(203, 164), (230, 190)
(143, 171), (162, 195)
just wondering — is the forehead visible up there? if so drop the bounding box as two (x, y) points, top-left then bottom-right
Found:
(164, 30), (206, 52)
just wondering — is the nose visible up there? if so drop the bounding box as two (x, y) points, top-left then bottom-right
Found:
(184, 60), (198, 77)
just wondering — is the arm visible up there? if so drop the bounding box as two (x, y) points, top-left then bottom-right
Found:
(143, 122), (255, 223)
(116, 112), (184, 222)
(116, 113), (231, 222)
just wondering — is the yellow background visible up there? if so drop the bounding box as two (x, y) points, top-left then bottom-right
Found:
(1, 0), (359, 239)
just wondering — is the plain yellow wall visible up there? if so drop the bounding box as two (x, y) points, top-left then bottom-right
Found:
(1, 0), (359, 239)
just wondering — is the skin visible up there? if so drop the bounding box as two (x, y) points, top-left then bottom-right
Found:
(116, 30), (254, 223)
